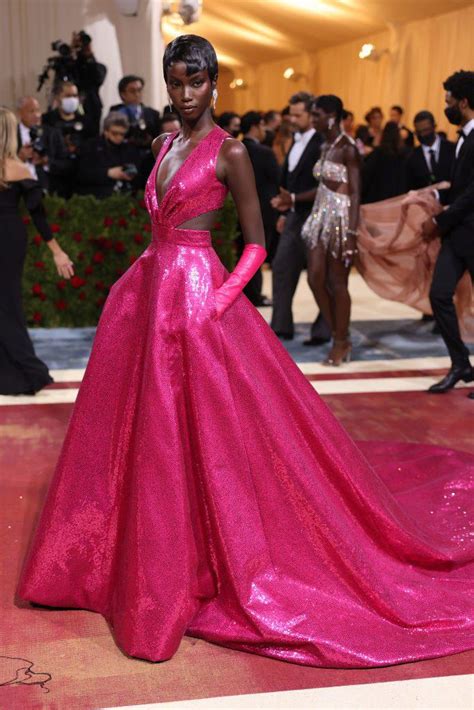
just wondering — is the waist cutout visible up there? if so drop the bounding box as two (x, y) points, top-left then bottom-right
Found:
(153, 223), (212, 248)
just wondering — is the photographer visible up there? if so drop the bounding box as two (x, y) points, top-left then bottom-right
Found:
(38, 31), (106, 136)
(16, 96), (71, 194)
(42, 81), (96, 197)
(70, 31), (106, 136)
(77, 112), (141, 198)
(110, 75), (161, 153)
(43, 81), (96, 143)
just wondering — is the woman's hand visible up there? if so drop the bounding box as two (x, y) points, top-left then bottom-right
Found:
(271, 187), (292, 212)
(53, 250), (75, 279)
(342, 234), (358, 268)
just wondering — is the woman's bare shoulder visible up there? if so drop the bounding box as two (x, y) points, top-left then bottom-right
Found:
(151, 133), (172, 159)
(5, 159), (32, 181)
(219, 137), (247, 161)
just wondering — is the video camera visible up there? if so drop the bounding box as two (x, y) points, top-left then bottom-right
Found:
(37, 31), (92, 92)
(28, 127), (48, 156)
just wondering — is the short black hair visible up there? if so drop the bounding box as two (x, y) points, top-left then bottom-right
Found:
(364, 106), (383, 123)
(118, 75), (144, 96)
(289, 92), (314, 112)
(241, 111), (262, 134)
(380, 121), (402, 155)
(217, 112), (240, 129)
(443, 70), (474, 109)
(414, 110), (435, 126)
(391, 105), (404, 115)
(341, 109), (353, 120)
(263, 110), (279, 123)
(314, 94), (344, 122)
(163, 34), (218, 83)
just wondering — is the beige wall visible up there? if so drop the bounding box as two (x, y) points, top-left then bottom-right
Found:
(219, 5), (474, 139)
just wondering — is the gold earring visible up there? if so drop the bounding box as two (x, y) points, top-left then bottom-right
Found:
(212, 88), (218, 110)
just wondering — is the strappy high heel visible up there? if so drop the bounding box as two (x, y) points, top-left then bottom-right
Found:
(323, 339), (352, 367)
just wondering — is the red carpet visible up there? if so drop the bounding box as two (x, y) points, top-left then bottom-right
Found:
(1, 388), (473, 708)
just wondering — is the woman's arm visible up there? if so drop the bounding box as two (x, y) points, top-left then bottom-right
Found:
(21, 180), (74, 279)
(271, 186), (317, 212)
(345, 142), (361, 233)
(213, 139), (266, 318)
(343, 142), (361, 265)
(217, 138), (265, 247)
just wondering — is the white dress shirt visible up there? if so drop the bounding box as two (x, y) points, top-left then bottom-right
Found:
(287, 128), (316, 172)
(456, 118), (474, 157)
(19, 121), (37, 179)
(421, 134), (441, 170)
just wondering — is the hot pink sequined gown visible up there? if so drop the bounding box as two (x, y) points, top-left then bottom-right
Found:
(18, 125), (474, 667)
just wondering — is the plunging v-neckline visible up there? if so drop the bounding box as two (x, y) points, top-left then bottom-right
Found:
(155, 125), (218, 207)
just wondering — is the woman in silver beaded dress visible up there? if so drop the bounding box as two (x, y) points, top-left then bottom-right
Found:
(277, 95), (361, 365)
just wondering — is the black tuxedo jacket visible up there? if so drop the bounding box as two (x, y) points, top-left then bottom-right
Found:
(242, 138), (280, 230)
(435, 130), (474, 255)
(280, 132), (323, 214)
(405, 139), (456, 190)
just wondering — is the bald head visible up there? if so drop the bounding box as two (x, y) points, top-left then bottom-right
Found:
(17, 96), (41, 128)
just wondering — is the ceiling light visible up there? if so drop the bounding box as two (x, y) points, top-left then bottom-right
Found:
(283, 67), (307, 82)
(229, 78), (248, 90)
(358, 43), (389, 61)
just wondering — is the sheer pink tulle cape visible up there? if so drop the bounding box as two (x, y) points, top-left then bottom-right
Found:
(357, 185), (473, 341)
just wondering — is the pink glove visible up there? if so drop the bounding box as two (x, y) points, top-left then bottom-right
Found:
(214, 243), (267, 319)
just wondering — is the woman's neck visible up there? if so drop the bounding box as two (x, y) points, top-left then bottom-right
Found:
(180, 111), (215, 141)
(324, 127), (341, 143)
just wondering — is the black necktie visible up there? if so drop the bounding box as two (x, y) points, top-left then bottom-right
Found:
(428, 148), (437, 180)
(457, 128), (466, 138)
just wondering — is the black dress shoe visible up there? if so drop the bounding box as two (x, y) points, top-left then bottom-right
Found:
(303, 335), (331, 347)
(428, 365), (474, 393)
(274, 332), (293, 341)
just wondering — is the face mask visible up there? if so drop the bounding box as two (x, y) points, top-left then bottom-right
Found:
(61, 97), (79, 114)
(417, 132), (436, 146)
(444, 104), (462, 126)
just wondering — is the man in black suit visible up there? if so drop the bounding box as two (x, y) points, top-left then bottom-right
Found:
(16, 95), (72, 195)
(421, 71), (474, 394)
(110, 75), (161, 152)
(270, 92), (330, 343)
(406, 111), (456, 190)
(241, 111), (280, 305)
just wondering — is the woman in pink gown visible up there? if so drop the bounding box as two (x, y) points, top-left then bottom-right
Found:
(18, 36), (474, 668)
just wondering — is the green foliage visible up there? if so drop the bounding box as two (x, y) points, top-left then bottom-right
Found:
(23, 192), (238, 327)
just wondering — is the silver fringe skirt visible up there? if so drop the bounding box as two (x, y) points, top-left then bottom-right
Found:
(301, 183), (351, 259)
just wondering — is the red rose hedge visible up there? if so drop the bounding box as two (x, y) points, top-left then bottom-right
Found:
(23, 192), (237, 327)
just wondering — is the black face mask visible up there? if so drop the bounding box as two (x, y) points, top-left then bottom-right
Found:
(444, 104), (463, 126)
(417, 132), (436, 146)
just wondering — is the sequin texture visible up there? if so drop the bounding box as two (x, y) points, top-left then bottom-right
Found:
(17, 125), (474, 667)
(302, 159), (350, 257)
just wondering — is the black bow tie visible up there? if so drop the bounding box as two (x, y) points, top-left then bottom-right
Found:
(457, 128), (466, 138)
